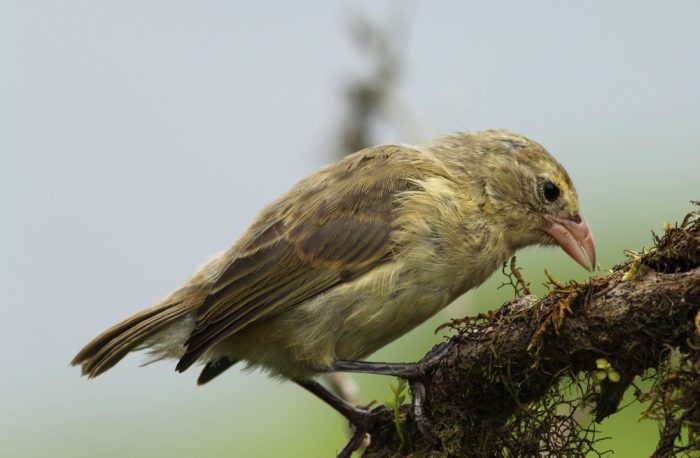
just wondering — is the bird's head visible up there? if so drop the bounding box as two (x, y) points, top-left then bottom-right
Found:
(444, 130), (596, 271)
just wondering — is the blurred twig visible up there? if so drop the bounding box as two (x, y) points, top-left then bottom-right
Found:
(336, 2), (425, 158)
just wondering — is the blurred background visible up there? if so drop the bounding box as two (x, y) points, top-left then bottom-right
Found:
(3, 1), (699, 456)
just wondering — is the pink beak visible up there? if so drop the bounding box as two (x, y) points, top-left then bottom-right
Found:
(542, 214), (596, 271)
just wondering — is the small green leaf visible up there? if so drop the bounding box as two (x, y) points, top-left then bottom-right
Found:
(387, 377), (408, 450)
(608, 370), (621, 383)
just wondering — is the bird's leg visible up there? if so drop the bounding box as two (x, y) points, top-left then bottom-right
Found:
(329, 338), (457, 441)
(296, 379), (391, 458)
(331, 338), (455, 378)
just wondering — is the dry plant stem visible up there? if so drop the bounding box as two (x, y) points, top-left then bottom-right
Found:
(326, 373), (361, 406)
(361, 212), (700, 456)
(510, 256), (532, 295)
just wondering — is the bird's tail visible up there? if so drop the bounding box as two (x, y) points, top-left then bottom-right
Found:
(71, 293), (195, 378)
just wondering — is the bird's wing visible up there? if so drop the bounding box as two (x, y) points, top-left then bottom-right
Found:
(176, 145), (449, 371)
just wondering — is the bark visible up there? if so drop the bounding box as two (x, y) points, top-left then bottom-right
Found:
(363, 209), (700, 457)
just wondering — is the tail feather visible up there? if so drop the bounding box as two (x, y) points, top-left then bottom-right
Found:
(72, 298), (193, 378)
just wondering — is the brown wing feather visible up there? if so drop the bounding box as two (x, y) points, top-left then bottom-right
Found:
(176, 145), (447, 372)
(197, 357), (238, 385)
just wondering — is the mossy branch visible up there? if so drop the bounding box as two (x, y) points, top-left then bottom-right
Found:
(363, 206), (700, 457)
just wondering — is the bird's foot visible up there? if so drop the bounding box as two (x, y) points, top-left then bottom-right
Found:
(296, 379), (391, 457)
(337, 404), (392, 458)
(330, 337), (458, 444)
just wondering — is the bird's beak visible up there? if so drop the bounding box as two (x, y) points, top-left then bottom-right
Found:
(542, 214), (596, 271)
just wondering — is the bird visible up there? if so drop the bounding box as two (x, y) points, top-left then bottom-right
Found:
(72, 129), (595, 456)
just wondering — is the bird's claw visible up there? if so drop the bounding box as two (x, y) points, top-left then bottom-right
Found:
(404, 339), (459, 444)
(409, 379), (436, 444)
(337, 405), (392, 458)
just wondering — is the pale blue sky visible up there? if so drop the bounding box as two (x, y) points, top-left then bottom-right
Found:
(3, 1), (699, 457)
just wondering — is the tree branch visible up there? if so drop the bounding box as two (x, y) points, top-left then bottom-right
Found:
(364, 208), (700, 457)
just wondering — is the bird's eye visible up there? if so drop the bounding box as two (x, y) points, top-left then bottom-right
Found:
(542, 181), (560, 202)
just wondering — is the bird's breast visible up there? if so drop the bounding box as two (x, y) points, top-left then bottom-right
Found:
(328, 239), (466, 361)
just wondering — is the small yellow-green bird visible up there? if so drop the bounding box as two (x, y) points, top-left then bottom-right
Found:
(72, 130), (595, 456)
